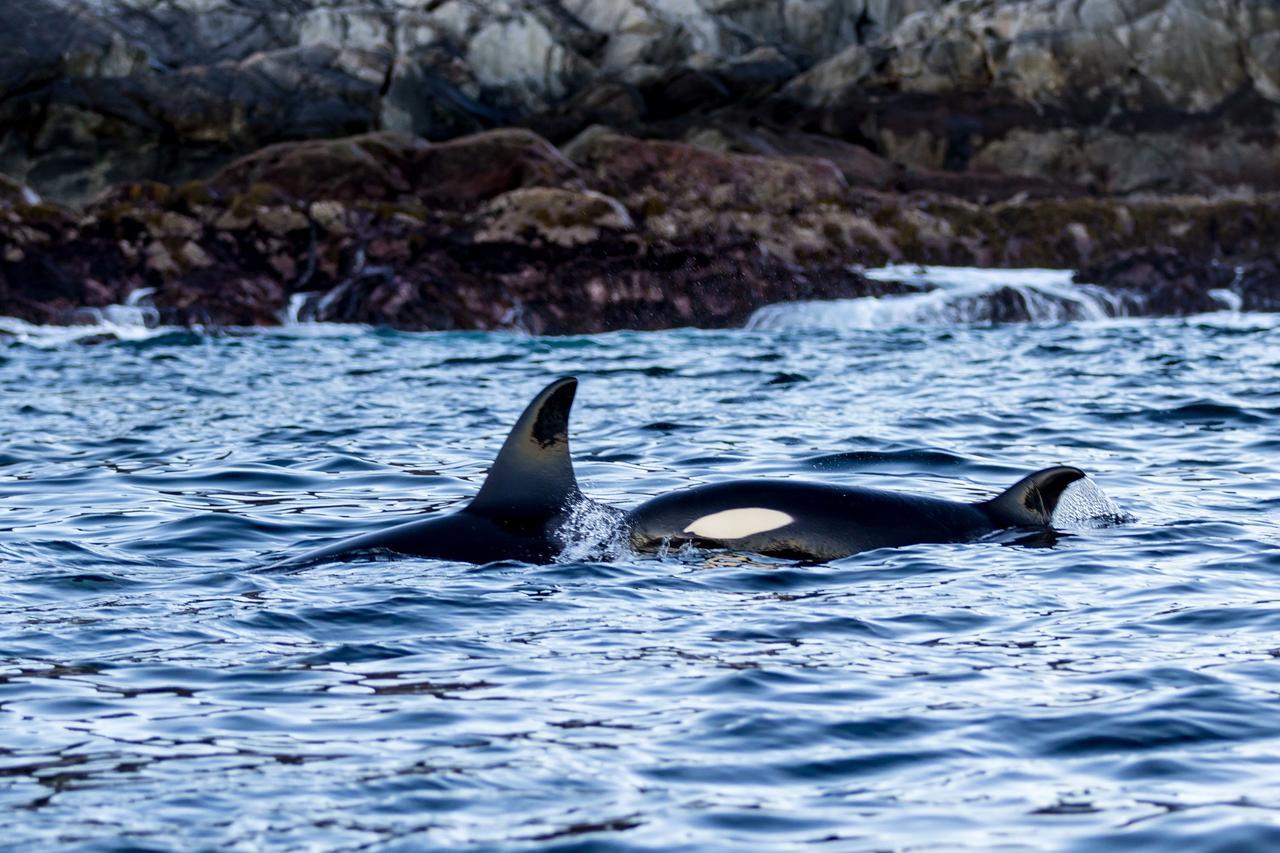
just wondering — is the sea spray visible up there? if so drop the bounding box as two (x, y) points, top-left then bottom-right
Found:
(555, 496), (629, 563)
(1053, 477), (1134, 528)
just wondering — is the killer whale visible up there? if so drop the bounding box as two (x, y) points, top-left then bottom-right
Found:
(277, 375), (1088, 566)
(623, 467), (1086, 561)
(276, 377), (606, 566)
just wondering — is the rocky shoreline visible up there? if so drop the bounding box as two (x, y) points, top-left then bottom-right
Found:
(2, 1), (1278, 333)
(3, 126), (1279, 333)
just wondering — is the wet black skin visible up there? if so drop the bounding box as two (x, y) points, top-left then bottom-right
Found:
(282, 509), (573, 566)
(276, 377), (599, 567)
(277, 374), (1086, 566)
(625, 467), (1087, 561)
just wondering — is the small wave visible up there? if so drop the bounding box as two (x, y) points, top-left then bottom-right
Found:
(20, 571), (141, 589)
(0, 313), (172, 347)
(805, 448), (974, 471)
(747, 265), (1125, 330)
(1, 290), (373, 348)
(1150, 401), (1267, 424)
(281, 291), (319, 325)
(0, 288), (177, 346)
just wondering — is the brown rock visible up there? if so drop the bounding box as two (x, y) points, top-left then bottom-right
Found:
(211, 128), (583, 210)
(305, 235), (917, 334)
(210, 133), (427, 203)
(566, 130), (892, 264)
(571, 130), (847, 209)
(5, 122), (1280, 334)
(254, 207), (310, 237)
(308, 200), (350, 235)
(156, 211), (203, 240)
(475, 187), (633, 247)
(1237, 260), (1280, 311)
(683, 124), (896, 190)
(1073, 248), (1234, 315)
(410, 129), (584, 210)
(153, 269), (287, 326)
(0, 237), (133, 323)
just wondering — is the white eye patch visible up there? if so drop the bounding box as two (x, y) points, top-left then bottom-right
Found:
(683, 508), (794, 540)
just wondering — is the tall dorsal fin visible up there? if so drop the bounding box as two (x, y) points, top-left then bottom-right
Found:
(467, 377), (581, 518)
(978, 466), (1086, 527)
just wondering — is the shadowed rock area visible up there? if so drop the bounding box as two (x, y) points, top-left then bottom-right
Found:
(1, 1), (1278, 331)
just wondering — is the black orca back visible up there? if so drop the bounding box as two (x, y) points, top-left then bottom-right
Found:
(275, 377), (585, 567)
(625, 466), (1089, 561)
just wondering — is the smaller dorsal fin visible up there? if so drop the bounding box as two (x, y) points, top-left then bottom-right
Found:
(979, 466), (1086, 528)
(467, 377), (581, 518)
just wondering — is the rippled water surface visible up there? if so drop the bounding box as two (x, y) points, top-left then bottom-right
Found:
(2, 301), (1279, 850)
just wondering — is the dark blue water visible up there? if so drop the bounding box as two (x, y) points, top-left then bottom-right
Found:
(2, 312), (1279, 850)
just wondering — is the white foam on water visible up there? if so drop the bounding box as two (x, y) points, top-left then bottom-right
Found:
(1207, 265), (1247, 313)
(281, 291), (323, 325)
(0, 286), (373, 346)
(280, 265), (396, 327)
(747, 265), (1126, 331)
(1208, 288), (1243, 312)
(0, 287), (174, 346)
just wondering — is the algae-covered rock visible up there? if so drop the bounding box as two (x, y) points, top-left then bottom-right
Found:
(568, 130), (893, 263)
(152, 270), (288, 327)
(4, 118), (1280, 333)
(409, 129), (584, 210)
(302, 236), (912, 334)
(475, 187), (634, 246)
(210, 129), (581, 210)
(210, 134), (428, 204)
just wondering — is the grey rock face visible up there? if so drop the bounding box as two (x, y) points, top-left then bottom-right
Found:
(783, 0), (1280, 193)
(2, 0), (953, 201)
(2, 0), (1277, 201)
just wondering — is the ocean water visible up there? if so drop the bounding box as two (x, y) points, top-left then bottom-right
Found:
(1, 276), (1279, 850)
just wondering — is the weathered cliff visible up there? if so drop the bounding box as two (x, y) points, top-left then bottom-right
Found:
(4, 1), (1278, 202)
(779, 0), (1280, 194)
